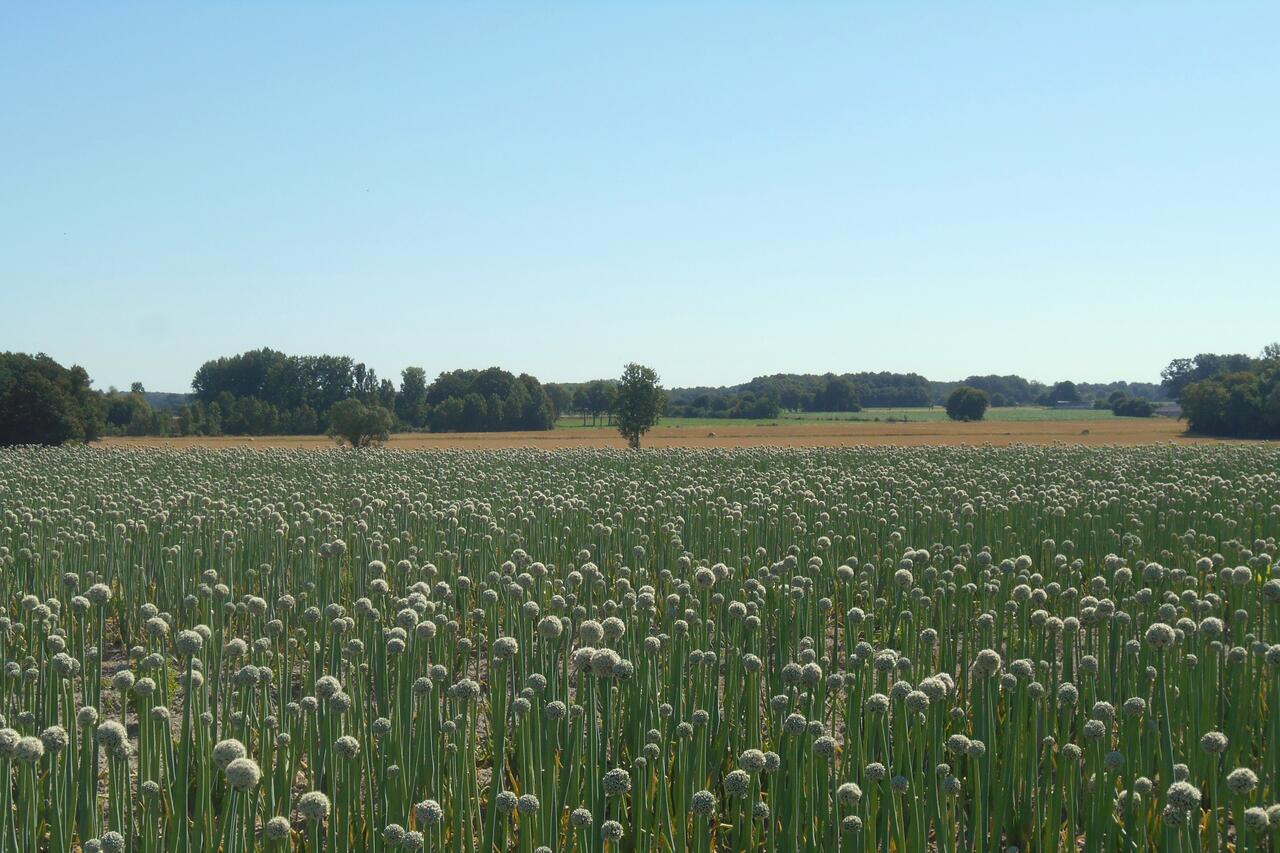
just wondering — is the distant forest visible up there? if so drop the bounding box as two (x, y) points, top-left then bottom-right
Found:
(118, 353), (1175, 436)
(136, 365), (1171, 430)
(173, 350), (558, 436)
(657, 372), (1169, 420)
(13, 344), (1257, 446)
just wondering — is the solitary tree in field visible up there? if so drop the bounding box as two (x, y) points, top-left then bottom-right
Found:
(326, 398), (394, 448)
(614, 363), (664, 448)
(946, 386), (989, 422)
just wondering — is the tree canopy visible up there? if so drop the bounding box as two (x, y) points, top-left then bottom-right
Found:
(423, 368), (556, 432)
(177, 352), (558, 436)
(326, 398), (395, 448)
(184, 348), (391, 435)
(945, 386), (989, 422)
(396, 367), (429, 428)
(614, 363), (664, 448)
(1161, 352), (1256, 401)
(1181, 368), (1280, 437)
(1110, 396), (1155, 418)
(1043, 380), (1081, 404)
(0, 353), (102, 446)
(1153, 345), (1279, 437)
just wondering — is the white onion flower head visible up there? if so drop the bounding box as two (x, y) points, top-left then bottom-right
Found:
(1226, 767), (1258, 796)
(1166, 781), (1201, 810)
(299, 791), (331, 821)
(690, 790), (716, 816)
(213, 738), (247, 770)
(225, 757), (262, 791)
(13, 736), (44, 763)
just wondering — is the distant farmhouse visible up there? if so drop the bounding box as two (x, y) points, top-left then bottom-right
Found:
(1154, 403), (1183, 418)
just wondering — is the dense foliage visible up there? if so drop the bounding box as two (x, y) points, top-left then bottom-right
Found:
(931, 376), (1039, 408)
(424, 369), (556, 434)
(748, 372), (928, 409)
(1164, 346), (1280, 438)
(0, 352), (102, 446)
(663, 392), (781, 421)
(613, 363), (664, 449)
(675, 374), (1170, 416)
(1161, 353), (1258, 402)
(101, 385), (172, 437)
(931, 377), (1169, 409)
(184, 349), (394, 436)
(1072, 381), (1167, 405)
(181, 352), (558, 437)
(1181, 367), (1280, 439)
(945, 387), (989, 422)
(326, 399), (395, 448)
(0, 349), (1194, 445)
(1110, 397), (1155, 418)
(1042, 381), (1082, 405)
(0, 444), (1277, 851)
(551, 382), (618, 427)
(665, 372), (927, 414)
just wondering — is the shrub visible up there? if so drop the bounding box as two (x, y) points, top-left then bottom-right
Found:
(1112, 397), (1155, 418)
(326, 399), (394, 448)
(945, 386), (989, 422)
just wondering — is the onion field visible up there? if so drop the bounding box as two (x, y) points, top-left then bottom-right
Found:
(0, 444), (1277, 852)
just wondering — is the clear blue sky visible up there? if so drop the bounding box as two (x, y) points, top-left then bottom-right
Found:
(3, 3), (1277, 392)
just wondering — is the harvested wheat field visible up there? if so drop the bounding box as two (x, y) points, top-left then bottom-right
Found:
(95, 416), (1227, 450)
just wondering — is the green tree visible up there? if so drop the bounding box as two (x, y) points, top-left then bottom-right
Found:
(583, 380), (617, 426)
(514, 374), (556, 429)
(420, 367), (556, 432)
(1180, 366), (1280, 438)
(326, 398), (394, 448)
(103, 385), (156, 436)
(428, 397), (466, 432)
(396, 367), (429, 428)
(778, 384), (811, 412)
(813, 377), (861, 412)
(1044, 380), (1081, 404)
(1160, 352), (1255, 400)
(544, 383), (572, 420)
(614, 363), (664, 448)
(0, 352), (102, 446)
(571, 386), (589, 424)
(204, 401), (224, 436)
(945, 386), (989, 422)
(1111, 396), (1154, 417)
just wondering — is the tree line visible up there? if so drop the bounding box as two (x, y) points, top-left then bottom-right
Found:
(183, 352), (561, 437)
(662, 372), (1170, 419)
(931, 376), (1168, 408)
(0, 349), (564, 445)
(1167, 345), (1280, 438)
(7, 345), (1275, 446)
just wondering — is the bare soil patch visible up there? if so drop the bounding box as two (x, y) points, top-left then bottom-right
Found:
(97, 417), (1222, 450)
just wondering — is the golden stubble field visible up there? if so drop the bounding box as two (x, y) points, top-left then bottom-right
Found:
(96, 416), (1230, 450)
